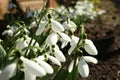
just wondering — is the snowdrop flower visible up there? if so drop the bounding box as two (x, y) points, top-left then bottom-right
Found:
(16, 38), (28, 54)
(68, 56), (97, 78)
(78, 57), (89, 78)
(0, 62), (17, 80)
(35, 58), (53, 74)
(46, 33), (58, 46)
(58, 32), (71, 48)
(97, 10), (106, 15)
(37, 54), (61, 66)
(83, 56), (98, 64)
(51, 19), (64, 32)
(25, 35), (39, 52)
(2, 29), (13, 37)
(48, 44), (66, 62)
(54, 46), (66, 62)
(36, 21), (48, 36)
(29, 21), (36, 29)
(78, 56), (97, 78)
(20, 56), (46, 77)
(24, 69), (36, 80)
(47, 54), (61, 66)
(84, 39), (98, 55)
(68, 59), (78, 73)
(68, 35), (79, 55)
(63, 20), (77, 32)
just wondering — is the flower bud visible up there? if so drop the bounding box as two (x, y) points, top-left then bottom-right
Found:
(54, 49), (66, 62)
(20, 56), (46, 77)
(0, 62), (17, 80)
(83, 56), (98, 64)
(47, 55), (61, 66)
(46, 33), (58, 45)
(36, 59), (53, 74)
(24, 69), (36, 80)
(36, 21), (47, 36)
(78, 58), (89, 78)
(84, 39), (98, 55)
(51, 19), (64, 32)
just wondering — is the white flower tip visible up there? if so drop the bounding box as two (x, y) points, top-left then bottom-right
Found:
(51, 19), (64, 32)
(46, 33), (58, 45)
(84, 39), (98, 55)
(78, 58), (89, 78)
(47, 55), (61, 66)
(55, 50), (66, 62)
(84, 56), (98, 64)
(36, 60), (54, 74)
(68, 60), (74, 73)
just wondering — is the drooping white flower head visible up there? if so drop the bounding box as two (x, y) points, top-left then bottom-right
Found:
(0, 62), (17, 80)
(84, 39), (98, 55)
(78, 57), (89, 78)
(63, 20), (77, 32)
(2, 29), (13, 37)
(25, 35), (39, 52)
(58, 32), (71, 42)
(36, 21), (48, 36)
(54, 46), (66, 62)
(16, 38), (28, 53)
(68, 59), (79, 73)
(83, 56), (98, 64)
(36, 58), (53, 74)
(68, 35), (79, 55)
(47, 54), (61, 66)
(46, 33), (58, 46)
(61, 39), (69, 49)
(20, 56), (46, 77)
(58, 32), (71, 48)
(29, 21), (36, 29)
(51, 19), (64, 32)
(24, 69), (36, 80)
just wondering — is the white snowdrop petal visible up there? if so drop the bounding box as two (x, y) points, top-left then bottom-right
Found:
(0, 62), (17, 80)
(84, 39), (98, 55)
(61, 39), (68, 48)
(68, 60), (74, 73)
(29, 21), (36, 29)
(83, 56), (98, 64)
(58, 32), (71, 42)
(51, 19), (64, 32)
(24, 69), (36, 80)
(37, 55), (45, 61)
(68, 45), (76, 55)
(36, 59), (53, 74)
(54, 49), (66, 62)
(48, 55), (61, 66)
(63, 21), (77, 32)
(20, 56), (46, 77)
(78, 58), (89, 78)
(36, 21), (47, 36)
(2, 30), (13, 36)
(71, 35), (79, 46)
(46, 33), (58, 45)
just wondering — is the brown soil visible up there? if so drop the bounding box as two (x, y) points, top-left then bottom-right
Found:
(79, 0), (120, 80)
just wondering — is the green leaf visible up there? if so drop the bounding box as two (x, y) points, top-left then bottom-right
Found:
(67, 65), (78, 80)
(0, 44), (7, 58)
(54, 69), (69, 80)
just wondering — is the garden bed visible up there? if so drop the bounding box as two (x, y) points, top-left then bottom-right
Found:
(79, 0), (120, 79)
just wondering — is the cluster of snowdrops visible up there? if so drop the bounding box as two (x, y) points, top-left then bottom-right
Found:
(0, 0), (105, 80)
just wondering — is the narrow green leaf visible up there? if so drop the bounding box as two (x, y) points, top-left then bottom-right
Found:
(54, 70), (69, 80)
(0, 44), (7, 57)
